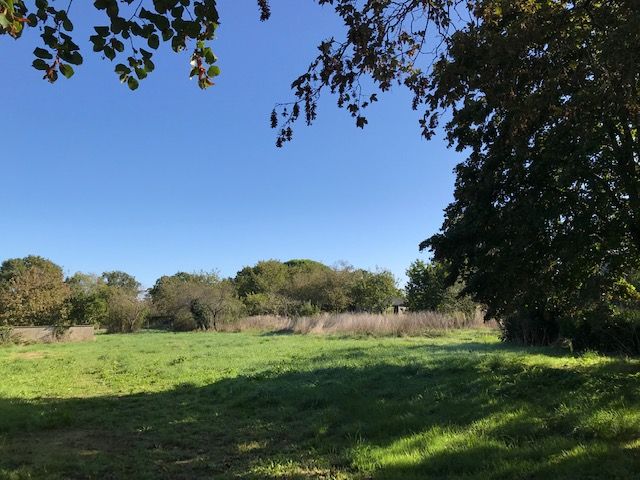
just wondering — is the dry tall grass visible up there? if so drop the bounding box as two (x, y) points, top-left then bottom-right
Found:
(222, 310), (495, 336)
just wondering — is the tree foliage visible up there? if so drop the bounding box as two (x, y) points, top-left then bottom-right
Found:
(149, 271), (243, 331)
(0, 256), (70, 326)
(349, 269), (400, 314)
(419, 0), (640, 350)
(271, 0), (463, 146)
(405, 259), (478, 317)
(67, 269), (145, 331)
(233, 259), (400, 315)
(66, 272), (108, 326)
(0, 0), (271, 89)
(405, 260), (447, 312)
(103, 286), (149, 333)
(101, 270), (141, 295)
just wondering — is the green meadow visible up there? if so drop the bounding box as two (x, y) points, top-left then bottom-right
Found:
(1, 330), (639, 479)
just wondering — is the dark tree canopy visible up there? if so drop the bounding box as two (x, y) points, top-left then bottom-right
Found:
(421, 0), (640, 350)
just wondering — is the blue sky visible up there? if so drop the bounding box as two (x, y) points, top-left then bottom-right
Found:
(0, 1), (461, 288)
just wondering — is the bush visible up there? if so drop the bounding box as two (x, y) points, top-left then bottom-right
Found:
(292, 301), (321, 317)
(150, 273), (244, 331)
(0, 325), (14, 345)
(103, 289), (149, 333)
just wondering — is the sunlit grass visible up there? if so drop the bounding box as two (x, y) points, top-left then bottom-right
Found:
(0, 329), (638, 479)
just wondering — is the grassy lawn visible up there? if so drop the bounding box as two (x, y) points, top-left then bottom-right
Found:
(0, 330), (639, 479)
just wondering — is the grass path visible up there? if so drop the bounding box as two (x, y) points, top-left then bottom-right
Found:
(0, 330), (639, 479)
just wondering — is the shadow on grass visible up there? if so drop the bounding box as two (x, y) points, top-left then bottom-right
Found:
(1, 349), (639, 479)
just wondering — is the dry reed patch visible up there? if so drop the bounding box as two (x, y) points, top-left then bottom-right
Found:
(223, 311), (495, 336)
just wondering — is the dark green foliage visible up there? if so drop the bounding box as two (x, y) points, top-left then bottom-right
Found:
(405, 260), (479, 318)
(405, 260), (448, 312)
(419, 1), (640, 353)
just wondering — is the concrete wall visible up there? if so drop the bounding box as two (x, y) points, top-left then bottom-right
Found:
(10, 326), (95, 343)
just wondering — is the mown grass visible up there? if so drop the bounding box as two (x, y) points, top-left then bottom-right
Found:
(0, 330), (639, 479)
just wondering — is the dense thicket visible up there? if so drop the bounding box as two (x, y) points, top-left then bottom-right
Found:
(234, 259), (401, 316)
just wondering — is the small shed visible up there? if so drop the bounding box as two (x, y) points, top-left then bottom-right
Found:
(391, 297), (407, 315)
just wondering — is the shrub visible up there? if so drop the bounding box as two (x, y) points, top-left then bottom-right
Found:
(150, 273), (244, 331)
(0, 325), (14, 344)
(103, 289), (149, 333)
(66, 273), (109, 326)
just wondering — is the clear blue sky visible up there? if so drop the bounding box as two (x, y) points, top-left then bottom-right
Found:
(0, 1), (461, 288)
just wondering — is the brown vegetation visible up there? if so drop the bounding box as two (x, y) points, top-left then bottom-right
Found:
(222, 310), (494, 336)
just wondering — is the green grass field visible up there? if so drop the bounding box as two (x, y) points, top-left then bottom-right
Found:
(1, 330), (639, 479)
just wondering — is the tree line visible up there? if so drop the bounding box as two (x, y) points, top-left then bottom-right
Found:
(1, 255), (464, 333)
(0, 255), (482, 334)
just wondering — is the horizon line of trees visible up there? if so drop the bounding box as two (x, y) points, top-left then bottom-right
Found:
(4, 254), (638, 354)
(1, 255), (446, 333)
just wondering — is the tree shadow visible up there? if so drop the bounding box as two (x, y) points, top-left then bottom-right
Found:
(0, 351), (639, 479)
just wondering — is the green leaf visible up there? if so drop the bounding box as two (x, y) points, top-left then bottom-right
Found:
(59, 63), (74, 78)
(207, 65), (220, 77)
(203, 48), (216, 65)
(34, 47), (53, 59)
(32, 58), (49, 71)
(161, 28), (173, 41)
(94, 26), (110, 37)
(115, 63), (131, 75)
(112, 39), (125, 52)
(127, 76), (139, 90)
(68, 51), (83, 66)
(62, 17), (73, 32)
(148, 34), (159, 49)
(111, 16), (126, 34)
(135, 67), (147, 80)
(90, 35), (106, 51)
(104, 46), (116, 61)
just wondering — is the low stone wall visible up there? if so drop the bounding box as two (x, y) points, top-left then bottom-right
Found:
(10, 326), (95, 343)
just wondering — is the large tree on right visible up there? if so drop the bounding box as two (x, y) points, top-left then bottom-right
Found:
(422, 0), (640, 351)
